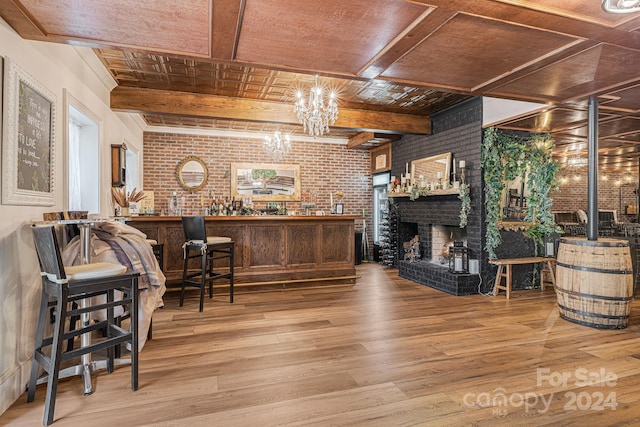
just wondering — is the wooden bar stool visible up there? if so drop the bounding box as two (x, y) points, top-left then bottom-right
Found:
(181, 216), (235, 312)
(29, 224), (139, 425)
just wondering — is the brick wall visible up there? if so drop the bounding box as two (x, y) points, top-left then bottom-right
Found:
(392, 98), (485, 294)
(393, 98), (483, 259)
(142, 131), (372, 231)
(552, 169), (638, 221)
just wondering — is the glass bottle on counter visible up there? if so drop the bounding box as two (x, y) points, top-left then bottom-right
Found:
(209, 198), (217, 216)
(169, 192), (179, 215)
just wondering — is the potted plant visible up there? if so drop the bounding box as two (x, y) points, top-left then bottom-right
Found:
(111, 187), (146, 216)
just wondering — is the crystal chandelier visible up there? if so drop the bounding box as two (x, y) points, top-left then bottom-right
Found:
(602, 0), (640, 13)
(263, 130), (291, 161)
(294, 75), (338, 137)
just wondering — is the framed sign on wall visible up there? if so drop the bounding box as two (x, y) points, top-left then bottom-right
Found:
(370, 143), (391, 174)
(2, 56), (56, 206)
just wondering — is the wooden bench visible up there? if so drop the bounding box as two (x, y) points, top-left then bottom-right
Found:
(489, 257), (556, 299)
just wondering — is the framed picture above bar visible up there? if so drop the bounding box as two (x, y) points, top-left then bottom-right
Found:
(230, 162), (301, 201)
(2, 56), (56, 206)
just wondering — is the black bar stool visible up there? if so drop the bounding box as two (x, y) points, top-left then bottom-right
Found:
(181, 216), (234, 312)
(29, 224), (139, 426)
(145, 239), (164, 272)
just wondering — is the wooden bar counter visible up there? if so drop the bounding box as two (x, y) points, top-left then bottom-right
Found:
(127, 215), (358, 286)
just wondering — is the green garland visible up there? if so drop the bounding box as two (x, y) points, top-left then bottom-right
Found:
(458, 183), (471, 228)
(409, 185), (429, 200)
(481, 127), (561, 259)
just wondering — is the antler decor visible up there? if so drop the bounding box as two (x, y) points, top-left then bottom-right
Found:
(111, 187), (145, 207)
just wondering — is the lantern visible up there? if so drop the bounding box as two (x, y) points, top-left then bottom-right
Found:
(448, 242), (469, 273)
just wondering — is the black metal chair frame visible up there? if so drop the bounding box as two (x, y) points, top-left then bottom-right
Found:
(150, 242), (164, 272)
(29, 225), (139, 426)
(181, 216), (234, 312)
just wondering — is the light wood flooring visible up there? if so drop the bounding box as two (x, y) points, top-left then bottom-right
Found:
(3, 263), (640, 426)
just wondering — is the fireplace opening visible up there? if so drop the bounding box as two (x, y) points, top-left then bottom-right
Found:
(398, 221), (419, 261)
(430, 225), (467, 265)
(398, 221), (468, 266)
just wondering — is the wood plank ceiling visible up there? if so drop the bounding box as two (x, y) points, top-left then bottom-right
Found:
(3, 1), (640, 169)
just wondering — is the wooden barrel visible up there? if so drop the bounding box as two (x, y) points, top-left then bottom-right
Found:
(556, 237), (633, 329)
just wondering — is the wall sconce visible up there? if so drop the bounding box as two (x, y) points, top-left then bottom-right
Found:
(448, 242), (469, 274)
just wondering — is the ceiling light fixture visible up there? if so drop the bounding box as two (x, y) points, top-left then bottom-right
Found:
(602, 0), (640, 13)
(294, 75), (338, 137)
(567, 154), (588, 167)
(263, 129), (291, 161)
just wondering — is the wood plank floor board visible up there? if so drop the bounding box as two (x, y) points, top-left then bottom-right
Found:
(3, 263), (640, 426)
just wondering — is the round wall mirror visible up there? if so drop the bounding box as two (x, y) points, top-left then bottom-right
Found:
(177, 156), (208, 191)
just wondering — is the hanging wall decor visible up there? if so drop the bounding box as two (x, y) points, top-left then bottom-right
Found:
(2, 57), (56, 206)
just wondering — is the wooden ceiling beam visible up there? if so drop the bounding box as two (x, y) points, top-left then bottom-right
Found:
(212, 0), (245, 60)
(347, 132), (375, 149)
(110, 87), (431, 134)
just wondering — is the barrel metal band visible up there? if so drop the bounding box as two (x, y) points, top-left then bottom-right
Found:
(559, 239), (628, 248)
(555, 287), (633, 302)
(558, 313), (626, 330)
(558, 303), (628, 320)
(556, 261), (632, 275)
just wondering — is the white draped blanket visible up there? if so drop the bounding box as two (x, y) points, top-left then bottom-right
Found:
(62, 220), (166, 350)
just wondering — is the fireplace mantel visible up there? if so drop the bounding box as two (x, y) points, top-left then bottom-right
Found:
(388, 188), (460, 198)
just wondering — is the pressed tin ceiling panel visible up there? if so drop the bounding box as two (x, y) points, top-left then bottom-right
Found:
(142, 114), (359, 138)
(95, 49), (470, 115)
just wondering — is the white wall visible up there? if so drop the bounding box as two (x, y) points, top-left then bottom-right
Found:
(0, 18), (144, 415)
(482, 96), (547, 127)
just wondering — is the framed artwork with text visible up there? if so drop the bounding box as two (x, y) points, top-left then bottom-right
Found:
(2, 56), (56, 206)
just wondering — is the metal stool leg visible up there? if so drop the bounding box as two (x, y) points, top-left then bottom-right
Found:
(180, 251), (189, 307)
(199, 250), (207, 312)
(229, 244), (234, 303)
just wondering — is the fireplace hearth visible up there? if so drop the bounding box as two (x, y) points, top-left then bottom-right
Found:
(398, 218), (478, 295)
(398, 259), (479, 295)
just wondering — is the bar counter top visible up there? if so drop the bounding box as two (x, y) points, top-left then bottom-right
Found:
(128, 214), (361, 222)
(126, 215), (358, 287)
